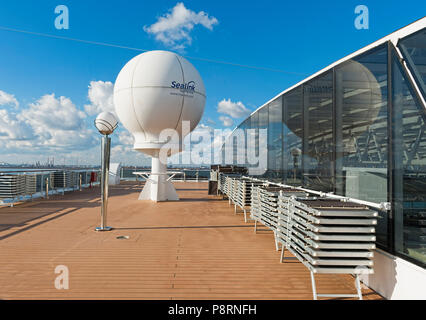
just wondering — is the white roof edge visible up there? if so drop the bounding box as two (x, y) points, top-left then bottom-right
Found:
(235, 16), (426, 130)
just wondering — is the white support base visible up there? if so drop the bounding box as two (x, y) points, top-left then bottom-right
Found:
(137, 155), (179, 202)
(138, 179), (179, 202)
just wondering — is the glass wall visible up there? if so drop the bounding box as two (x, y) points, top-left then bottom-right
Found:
(283, 88), (303, 185)
(267, 97), (283, 181)
(335, 46), (388, 204)
(258, 106), (269, 177)
(222, 27), (426, 267)
(303, 71), (334, 192)
(247, 111), (259, 173)
(239, 119), (249, 165)
(399, 28), (426, 99)
(335, 46), (389, 246)
(392, 50), (426, 265)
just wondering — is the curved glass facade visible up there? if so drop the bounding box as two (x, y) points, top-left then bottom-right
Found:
(223, 27), (426, 267)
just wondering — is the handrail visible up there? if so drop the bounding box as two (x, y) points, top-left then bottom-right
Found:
(235, 175), (391, 211)
(125, 169), (209, 182)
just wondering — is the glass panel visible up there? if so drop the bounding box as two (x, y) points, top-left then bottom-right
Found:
(399, 28), (426, 99)
(241, 119), (249, 166)
(258, 106), (269, 177)
(335, 45), (388, 200)
(392, 53), (426, 266)
(232, 131), (238, 165)
(236, 121), (243, 166)
(303, 71), (334, 192)
(233, 122), (245, 166)
(246, 112), (259, 175)
(283, 88), (303, 185)
(335, 45), (388, 247)
(267, 97), (283, 181)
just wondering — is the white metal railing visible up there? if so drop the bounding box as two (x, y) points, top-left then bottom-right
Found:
(125, 168), (210, 182)
(245, 176), (391, 211)
(0, 169), (100, 207)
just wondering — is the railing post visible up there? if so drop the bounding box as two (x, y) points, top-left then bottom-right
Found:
(79, 174), (82, 191)
(40, 175), (44, 198)
(45, 178), (49, 199)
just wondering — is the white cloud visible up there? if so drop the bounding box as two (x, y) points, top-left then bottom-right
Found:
(84, 80), (115, 116)
(18, 94), (95, 151)
(217, 98), (250, 119)
(20, 94), (87, 131)
(219, 115), (233, 127)
(0, 89), (108, 164)
(0, 90), (19, 108)
(144, 2), (218, 49)
(118, 130), (134, 146)
(110, 135), (151, 166)
(1, 92), (95, 154)
(0, 109), (33, 140)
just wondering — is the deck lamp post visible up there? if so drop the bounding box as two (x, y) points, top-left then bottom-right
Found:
(94, 111), (118, 232)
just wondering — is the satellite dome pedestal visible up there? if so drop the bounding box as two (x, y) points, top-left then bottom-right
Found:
(138, 151), (179, 202)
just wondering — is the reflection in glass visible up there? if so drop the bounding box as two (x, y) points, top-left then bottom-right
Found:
(267, 97), (283, 181)
(335, 45), (388, 246)
(258, 106), (269, 177)
(393, 53), (426, 265)
(303, 71), (334, 192)
(283, 88), (303, 185)
(399, 28), (426, 99)
(247, 111), (259, 172)
(221, 29), (426, 267)
(335, 46), (388, 202)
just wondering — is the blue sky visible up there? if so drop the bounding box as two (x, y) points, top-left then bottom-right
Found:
(0, 0), (425, 165)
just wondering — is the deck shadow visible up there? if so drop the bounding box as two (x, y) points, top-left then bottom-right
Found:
(178, 197), (221, 202)
(0, 206), (81, 240)
(0, 184), (140, 237)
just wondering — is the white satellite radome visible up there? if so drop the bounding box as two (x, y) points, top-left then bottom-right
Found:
(113, 50), (206, 202)
(95, 111), (118, 135)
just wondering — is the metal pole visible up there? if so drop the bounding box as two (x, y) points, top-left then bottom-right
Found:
(96, 135), (112, 231)
(45, 178), (49, 199)
(79, 174), (82, 191)
(40, 175), (43, 198)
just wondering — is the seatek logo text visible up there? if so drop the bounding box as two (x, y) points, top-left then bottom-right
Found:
(171, 81), (196, 95)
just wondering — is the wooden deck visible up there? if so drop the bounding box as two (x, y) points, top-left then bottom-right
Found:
(0, 182), (382, 300)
